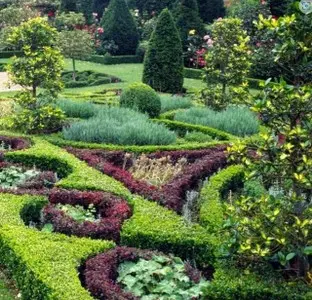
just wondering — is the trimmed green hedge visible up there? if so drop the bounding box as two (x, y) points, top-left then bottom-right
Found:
(0, 51), (23, 58)
(153, 119), (236, 141)
(199, 165), (244, 232)
(121, 196), (216, 265)
(0, 193), (114, 300)
(89, 54), (142, 65)
(184, 68), (204, 79)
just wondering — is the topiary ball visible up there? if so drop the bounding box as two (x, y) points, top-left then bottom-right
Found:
(120, 82), (161, 118)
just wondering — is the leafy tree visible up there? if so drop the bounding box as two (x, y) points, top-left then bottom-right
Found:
(77, 0), (93, 24)
(197, 0), (225, 23)
(174, 0), (205, 49)
(201, 18), (251, 110)
(143, 9), (184, 93)
(6, 18), (65, 133)
(100, 0), (139, 55)
(7, 17), (64, 97)
(54, 12), (86, 31)
(58, 30), (94, 81)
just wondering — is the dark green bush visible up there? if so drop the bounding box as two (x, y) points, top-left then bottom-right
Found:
(89, 54), (142, 64)
(143, 9), (184, 93)
(174, 0), (205, 49)
(184, 68), (203, 79)
(197, 0), (225, 23)
(100, 0), (139, 55)
(120, 82), (161, 118)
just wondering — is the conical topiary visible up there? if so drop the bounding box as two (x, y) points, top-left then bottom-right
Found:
(174, 0), (205, 49)
(100, 0), (139, 55)
(143, 9), (184, 93)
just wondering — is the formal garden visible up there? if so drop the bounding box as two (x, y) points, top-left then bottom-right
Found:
(0, 0), (311, 299)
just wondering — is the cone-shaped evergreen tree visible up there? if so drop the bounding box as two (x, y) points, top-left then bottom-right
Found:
(100, 0), (139, 55)
(143, 9), (184, 93)
(174, 0), (205, 49)
(197, 0), (225, 23)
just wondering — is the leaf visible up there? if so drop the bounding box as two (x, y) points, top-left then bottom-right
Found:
(304, 246), (312, 255)
(286, 253), (296, 261)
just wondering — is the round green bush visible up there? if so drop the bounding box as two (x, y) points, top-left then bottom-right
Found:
(120, 83), (161, 118)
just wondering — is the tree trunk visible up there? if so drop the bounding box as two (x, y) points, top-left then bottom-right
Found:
(72, 58), (76, 81)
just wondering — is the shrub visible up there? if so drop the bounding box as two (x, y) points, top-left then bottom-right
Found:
(63, 106), (176, 145)
(100, 0), (139, 55)
(197, 0), (225, 23)
(184, 131), (213, 143)
(56, 99), (96, 119)
(89, 54), (142, 64)
(120, 82), (161, 118)
(175, 106), (259, 137)
(160, 95), (192, 113)
(143, 9), (184, 93)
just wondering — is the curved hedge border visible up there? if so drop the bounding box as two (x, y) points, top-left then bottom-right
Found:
(199, 165), (244, 232)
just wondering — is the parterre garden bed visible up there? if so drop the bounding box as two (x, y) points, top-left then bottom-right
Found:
(0, 132), (308, 299)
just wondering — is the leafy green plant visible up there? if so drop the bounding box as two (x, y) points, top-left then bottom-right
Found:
(55, 204), (97, 223)
(0, 166), (40, 189)
(63, 106), (177, 145)
(160, 95), (192, 113)
(175, 106), (259, 137)
(117, 255), (209, 299)
(184, 131), (213, 143)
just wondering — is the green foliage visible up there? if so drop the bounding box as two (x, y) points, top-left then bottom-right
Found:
(202, 18), (251, 110)
(60, 0), (77, 12)
(197, 0), (225, 23)
(143, 9), (184, 93)
(56, 98), (96, 119)
(0, 5), (38, 28)
(0, 166), (39, 189)
(184, 131), (213, 143)
(56, 204), (97, 223)
(77, 0), (93, 24)
(100, 0), (139, 55)
(175, 106), (259, 137)
(226, 80), (312, 278)
(63, 106), (177, 145)
(174, 0), (205, 49)
(199, 165), (244, 232)
(128, 0), (173, 15)
(117, 255), (209, 299)
(89, 54), (142, 64)
(6, 17), (64, 97)
(268, 0), (294, 16)
(120, 82), (161, 118)
(122, 196), (216, 264)
(54, 12), (86, 30)
(160, 95), (192, 113)
(255, 11), (312, 84)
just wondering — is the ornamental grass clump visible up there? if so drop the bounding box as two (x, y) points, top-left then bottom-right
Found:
(160, 95), (193, 113)
(56, 99), (96, 119)
(63, 106), (176, 145)
(175, 106), (259, 137)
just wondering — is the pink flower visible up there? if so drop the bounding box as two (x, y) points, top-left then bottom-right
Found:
(217, 17), (223, 21)
(203, 35), (210, 41)
(97, 27), (104, 34)
(256, 42), (261, 47)
(207, 38), (214, 48)
(93, 12), (98, 17)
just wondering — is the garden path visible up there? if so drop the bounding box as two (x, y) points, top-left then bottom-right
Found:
(0, 72), (21, 92)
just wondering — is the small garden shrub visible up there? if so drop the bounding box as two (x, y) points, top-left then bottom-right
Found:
(56, 99), (96, 119)
(120, 82), (161, 118)
(175, 106), (259, 137)
(0, 136), (30, 152)
(63, 106), (176, 146)
(160, 95), (193, 113)
(61, 70), (120, 88)
(42, 189), (132, 242)
(83, 247), (209, 299)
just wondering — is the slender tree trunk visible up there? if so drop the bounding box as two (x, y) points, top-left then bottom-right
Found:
(72, 58), (76, 81)
(32, 85), (37, 98)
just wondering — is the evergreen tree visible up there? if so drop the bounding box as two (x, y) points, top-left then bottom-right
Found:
(143, 9), (184, 93)
(77, 0), (93, 24)
(60, 0), (77, 12)
(174, 0), (205, 49)
(197, 0), (225, 23)
(100, 0), (139, 55)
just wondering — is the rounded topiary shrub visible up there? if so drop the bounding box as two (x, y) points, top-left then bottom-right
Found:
(120, 83), (161, 118)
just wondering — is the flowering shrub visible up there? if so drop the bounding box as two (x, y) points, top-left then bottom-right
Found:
(67, 146), (227, 212)
(42, 189), (132, 241)
(83, 247), (207, 300)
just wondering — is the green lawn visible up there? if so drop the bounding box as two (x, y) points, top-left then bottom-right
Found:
(0, 58), (206, 97)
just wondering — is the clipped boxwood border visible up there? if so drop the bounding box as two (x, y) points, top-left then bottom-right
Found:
(199, 165), (244, 232)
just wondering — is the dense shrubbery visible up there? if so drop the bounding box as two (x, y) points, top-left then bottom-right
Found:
(63, 106), (176, 145)
(120, 82), (161, 118)
(175, 106), (259, 137)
